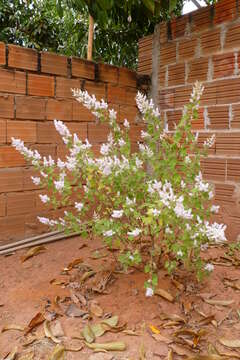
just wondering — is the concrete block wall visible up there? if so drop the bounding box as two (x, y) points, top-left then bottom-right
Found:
(138, 0), (240, 240)
(0, 43), (146, 244)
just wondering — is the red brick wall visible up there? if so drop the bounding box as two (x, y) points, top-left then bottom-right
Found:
(0, 44), (143, 244)
(138, 0), (240, 240)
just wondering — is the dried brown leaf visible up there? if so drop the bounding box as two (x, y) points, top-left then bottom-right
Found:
(167, 349), (173, 360)
(24, 312), (45, 334)
(64, 258), (83, 271)
(152, 333), (173, 344)
(44, 320), (62, 344)
(90, 302), (103, 317)
(82, 324), (96, 343)
(219, 338), (240, 348)
(1, 324), (24, 333)
(48, 344), (65, 360)
(80, 270), (96, 282)
(21, 245), (46, 262)
(4, 346), (18, 360)
(85, 341), (126, 351)
(203, 299), (234, 306)
(65, 303), (87, 318)
(186, 356), (226, 360)
(155, 288), (174, 302)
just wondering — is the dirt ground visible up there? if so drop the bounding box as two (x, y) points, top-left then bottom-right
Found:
(1, 235), (240, 359)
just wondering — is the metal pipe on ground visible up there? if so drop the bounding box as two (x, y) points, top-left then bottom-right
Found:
(0, 231), (80, 256)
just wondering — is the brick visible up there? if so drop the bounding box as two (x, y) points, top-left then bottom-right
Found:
(8, 45), (38, 71)
(138, 36), (153, 74)
(118, 67), (137, 88)
(216, 78), (240, 104)
(0, 42), (5, 65)
(225, 23), (240, 51)
(108, 85), (136, 106)
(98, 63), (118, 84)
(216, 132), (240, 155)
(187, 58), (209, 83)
(0, 95), (14, 118)
(28, 74), (54, 97)
(201, 28), (221, 55)
(0, 194), (6, 217)
(227, 159), (240, 181)
(191, 6), (212, 33)
(37, 121), (87, 143)
(170, 15), (188, 39)
(0, 119), (6, 143)
(159, 67), (166, 87)
(0, 168), (23, 193)
(84, 81), (106, 99)
(167, 108), (204, 130)
(32, 144), (56, 159)
(41, 52), (68, 76)
(7, 120), (36, 143)
(214, 0), (237, 25)
(168, 63), (185, 87)
(174, 86), (192, 108)
(46, 98), (72, 121)
(201, 83), (217, 106)
(0, 215), (25, 241)
(232, 104), (240, 128)
(208, 106), (230, 129)
(0, 146), (25, 168)
(202, 157), (226, 181)
(0, 68), (26, 94)
(16, 96), (45, 120)
(213, 53), (235, 79)
(119, 105), (138, 123)
(7, 192), (35, 216)
(72, 101), (95, 122)
(23, 168), (41, 191)
(214, 183), (235, 204)
(178, 38), (197, 62)
(197, 132), (216, 155)
(158, 89), (175, 110)
(72, 57), (95, 79)
(88, 123), (110, 143)
(128, 124), (147, 142)
(56, 77), (81, 99)
(160, 42), (176, 66)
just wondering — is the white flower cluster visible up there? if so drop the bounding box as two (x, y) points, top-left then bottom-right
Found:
(203, 134), (215, 148)
(72, 89), (108, 118)
(54, 120), (71, 144)
(12, 138), (41, 165)
(136, 92), (160, 118)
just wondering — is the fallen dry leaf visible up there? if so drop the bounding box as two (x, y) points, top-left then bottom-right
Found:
(65, 303), (88, 318)
(4, 346), (18, 360)
(155, 288), (174, 302)
(149, 325), (160, 334)
(203, 299), (234, 307)
(167, 349), (173, 360)
(122, 329), (140, 336)
(48, 344), (65, 360)
(101, 315), (118, 327)
(81, 270), (96, 282)
(1, 324), (24, 333)
(160, 313), (186, 323)
(50, 279), (67, 286)
(90, 301), (103, 317)
(139, 343), (146, 360)
(21, 245), (46, 262)
(152, 333), (173, 344)
(64, 258), (83, 271)
(186, 356), (226, 360)
(85, 341), (126, 351)
(18, 352), (34, 360)
(24, 312), (45, 334)
(44, 320), (62, 344)
(219, 338), (240, 348)
(82, 324), (96, 343)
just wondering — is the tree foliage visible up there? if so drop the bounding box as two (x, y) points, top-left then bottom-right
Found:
(0, 0), (217, 69)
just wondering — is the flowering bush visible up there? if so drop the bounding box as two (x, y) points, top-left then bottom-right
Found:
(12, 82), (226, 295)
